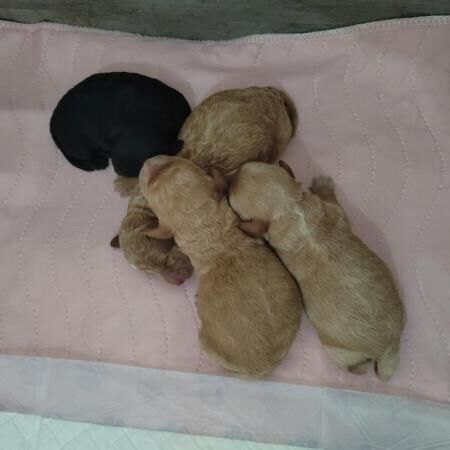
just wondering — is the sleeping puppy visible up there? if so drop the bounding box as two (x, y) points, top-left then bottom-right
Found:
(50, 72), (191, 177)
(110, 183), (192, 285)
(111, 87), (297, 284)
(176, 86), (297, 174)
(138, 156), (302, 376)
(228, 161), (406, 381)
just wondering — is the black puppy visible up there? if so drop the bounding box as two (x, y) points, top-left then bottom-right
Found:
(50, 72), (191, 177)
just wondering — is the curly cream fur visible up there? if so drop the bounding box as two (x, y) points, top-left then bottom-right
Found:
(112, 87), (297, 284)
(229, 162), (405, 381)
(139, 157), (302, 376)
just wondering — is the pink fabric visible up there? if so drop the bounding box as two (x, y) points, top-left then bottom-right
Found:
(0, 18), (449, 403)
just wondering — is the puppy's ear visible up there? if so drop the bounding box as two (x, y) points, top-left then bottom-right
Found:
(209, 167), (229, 199)
(141, 158), (169, 183)
(110, 235), (120, 248)
(143, 225), (173, 240)
(278, 160), (296, 179)
(239, 219), (268, 237)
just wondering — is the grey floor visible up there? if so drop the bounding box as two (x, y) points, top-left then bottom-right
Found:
(1, 0), (450, 40)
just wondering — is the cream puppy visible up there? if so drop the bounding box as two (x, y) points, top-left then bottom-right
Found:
(111, 86), (297, 284)
(228, 161), (405, 381)
(139, 156), (302, 376)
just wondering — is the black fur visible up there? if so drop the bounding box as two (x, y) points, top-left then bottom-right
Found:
(50, 72), (191, 177)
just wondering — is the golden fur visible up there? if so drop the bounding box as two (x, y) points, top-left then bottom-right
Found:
(228, 161), (405, 381)
(112, 87), (297, 284)
(110, 183), (192, 285)
(139, 156), (302, 376)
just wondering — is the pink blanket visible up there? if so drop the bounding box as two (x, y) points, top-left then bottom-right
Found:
(1, 18), (449, 404)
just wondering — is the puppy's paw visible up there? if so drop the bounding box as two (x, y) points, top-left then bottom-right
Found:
(114, 176), (139, 197)
(310, 175), (334, 197)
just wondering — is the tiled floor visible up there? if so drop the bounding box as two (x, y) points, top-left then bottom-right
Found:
(0, 413), (311, 450)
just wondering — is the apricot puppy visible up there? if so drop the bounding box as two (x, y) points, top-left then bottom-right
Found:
(111, 87), (297, 284)
(110, 183), (192, 285)
(139, 156), (301, 376)
(228, 161), (405, 381)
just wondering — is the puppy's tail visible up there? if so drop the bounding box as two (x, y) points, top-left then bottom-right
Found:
(280, 90), (298, 137)
(375, 341), (400, 381)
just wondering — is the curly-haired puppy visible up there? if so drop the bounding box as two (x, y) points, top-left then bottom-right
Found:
(138, 155), (301, 375)
(110, 183), (192, 285)
(111, 87), (297, 284)
(228, 161), (405, 381)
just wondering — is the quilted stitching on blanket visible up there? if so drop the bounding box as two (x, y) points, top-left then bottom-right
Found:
(0, 18), (449, 403)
